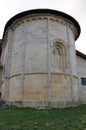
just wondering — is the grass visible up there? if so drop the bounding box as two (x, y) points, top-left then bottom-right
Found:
(0, 105), (86, 130)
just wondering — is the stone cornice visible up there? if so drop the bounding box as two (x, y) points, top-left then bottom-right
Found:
(5, 14), (78, 40)
(2, 9), (80, 42)
(1, 14), (79, 50)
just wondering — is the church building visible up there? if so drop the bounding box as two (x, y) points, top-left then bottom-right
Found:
(0, 9), (86, 108)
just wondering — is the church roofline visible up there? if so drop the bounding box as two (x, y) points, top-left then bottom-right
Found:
(76, 50), (86, 59)
(2, 8), (80, 41)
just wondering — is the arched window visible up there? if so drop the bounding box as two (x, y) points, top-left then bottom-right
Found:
(52, 41), (66, 71)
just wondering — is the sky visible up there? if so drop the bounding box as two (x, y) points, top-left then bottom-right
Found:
(0, 0), (86, 53)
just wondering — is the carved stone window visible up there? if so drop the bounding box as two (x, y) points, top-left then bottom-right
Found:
(52, 41), (66, 71)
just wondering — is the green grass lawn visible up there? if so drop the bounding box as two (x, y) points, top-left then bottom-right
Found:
(0, 104), (86, 130)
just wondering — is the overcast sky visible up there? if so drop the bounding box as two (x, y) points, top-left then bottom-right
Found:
(0, 0), (86, 53)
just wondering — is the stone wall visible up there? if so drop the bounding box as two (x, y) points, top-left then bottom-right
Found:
(76, 55), (86, 103)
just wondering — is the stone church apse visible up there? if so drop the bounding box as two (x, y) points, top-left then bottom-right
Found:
(0, 9), (80, 108)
